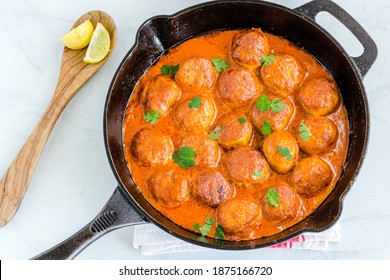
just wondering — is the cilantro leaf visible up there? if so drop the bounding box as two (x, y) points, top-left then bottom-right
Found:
(188, 96), (202, 109)
(199, 223), (213, 236)
(194, 216), (223, 239)
(256, 94), (271, 112)
(266, 189), (280, 207)
(261, 119), (272, 136)
(253, 170), (264, 178)
(238, 117), (247, 123)
(260, 54), (276, 66)
(172, 146), (196, 169)
(211, 58), (230, 73)
(277, 146), (293, 160)
(269, 98), (285, 112)
(205, 216), (215, 225)
(194, 216), (215, 237)
(256, 94), (285, 113)
(143, 110), (159, 125)
(299, 120), (312, 141)
(208, 126), (222, 140)
(215, 224), (225, 240)
(160, 64), (179, 77)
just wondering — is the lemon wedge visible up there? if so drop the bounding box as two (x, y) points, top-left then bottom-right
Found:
(83, 23), (110, 64)
(61, 20), (94, 50)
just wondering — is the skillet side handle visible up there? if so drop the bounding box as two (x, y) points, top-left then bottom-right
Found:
(295, 0), (378, 78)
(31, 186), (147, 260)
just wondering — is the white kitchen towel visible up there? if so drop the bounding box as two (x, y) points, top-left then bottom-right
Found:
(133, 223), (340, 255)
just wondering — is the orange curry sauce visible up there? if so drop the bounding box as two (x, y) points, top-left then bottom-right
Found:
(122, 30), (348, 240)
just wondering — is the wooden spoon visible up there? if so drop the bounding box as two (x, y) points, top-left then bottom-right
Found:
(0, 10), (117, 227)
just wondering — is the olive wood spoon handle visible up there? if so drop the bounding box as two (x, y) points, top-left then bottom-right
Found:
(0, 10), (117, 227)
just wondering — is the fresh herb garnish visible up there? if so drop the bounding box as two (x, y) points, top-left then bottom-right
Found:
(188, 96), (202, 109)
(266, 189), (280, 207)
(208, 126), (222, 140)
(215, 224), (225, 240)
(270, 99), (285, 112)
(277, 146), (293, 160)
(256, 94), (285, 113)
(172, 146), (196, 169)
(256, 94), (270, 112)
(194, 216), (215, 237)
(211, 58), (230, 73)
(238, 117), (247, 123)
(160, 64), (179, 77)
(201, 216), (214, 236)
(260, 54), (276, 66)
(143, 110), (159, 125)
(299, 120), (312, 141)
(253, 170), (264, 178)
(261, 119), (272, 136)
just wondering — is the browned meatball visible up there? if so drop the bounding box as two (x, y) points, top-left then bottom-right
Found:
(231, 28), (270, 68)
(147, 166), (190, 207)
(213, 112), (253, 149)
(217, 67), (262, 107)
(295, 116), (338, 155)
(290, 156), (333, 197)
(297, 78), (340, 116)
(262, 130), (299, 174)
(260, 53), (304, 95)
(223, 146), (270, 186)
(175, 57), (217, 91)
(130, 128), (173, 166)
(261, 183), (303, 222)
(249, 93), (293, 133)
(217, 198), (261, 237)
(141, 75), (181, 116)
(178, 134), (220, 167)
(192, 169), (235, 208)
(175, 95), (216, 132)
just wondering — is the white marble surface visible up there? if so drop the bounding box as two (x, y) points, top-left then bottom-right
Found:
(0, 0), (388, 260)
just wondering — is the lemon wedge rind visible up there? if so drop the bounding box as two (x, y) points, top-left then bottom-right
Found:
(61, 20), (94, 50)
(83, 22), (111, 64)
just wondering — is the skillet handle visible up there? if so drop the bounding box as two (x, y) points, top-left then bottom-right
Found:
(295, 0), (378, 78)
(31, 186), (148, 260)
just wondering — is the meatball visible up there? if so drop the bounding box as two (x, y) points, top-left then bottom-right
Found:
(178, 134), (220, 167)
(141, 75), (181, 116)
(147, 166), (190, 207)
(260, 53), (304, 95)
(130, 127), (173, 166)
(249, 93), (293, 133)
(175, 57), (217, 91)
(213, 112), (253, 149)
(290, 156), (333, 197)
(175, 95), (216, 132)
(261, 183), (303, 222)
(217, 67), (262, 107)
(231, 28), (270, 68)
(223, 146), (270, 186)
(192, 169), (235, 208)
(217, 198), (261, 237)
(262, 130), (299, 174)
(295, 116), (338, 155)
(297, 78), (340, 116)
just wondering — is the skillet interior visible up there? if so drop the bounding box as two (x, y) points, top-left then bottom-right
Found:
(104, 0), (368, 249)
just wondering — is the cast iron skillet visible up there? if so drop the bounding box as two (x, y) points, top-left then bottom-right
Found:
(33, 0), (377, 259)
